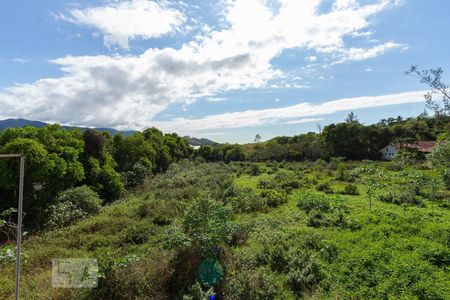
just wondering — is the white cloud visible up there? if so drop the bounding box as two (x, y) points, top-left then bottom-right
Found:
(62, 0), (185, 49)
(330, 41), (404, 65)
(13, 58), (29, 64)
(286, 118), (323, 124)
(365, 67), (373, 72)
(349, 30), (374, 37)
(305, 56), (318, 62)
(1, 0), (406, 130)
(206, 97), (227, 102)
(151, 91), (427, 134)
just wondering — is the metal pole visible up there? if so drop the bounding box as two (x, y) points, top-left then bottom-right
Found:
(14, 156), (25, 300)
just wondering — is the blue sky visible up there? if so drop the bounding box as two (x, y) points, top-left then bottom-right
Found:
(0, 0), (449, 143)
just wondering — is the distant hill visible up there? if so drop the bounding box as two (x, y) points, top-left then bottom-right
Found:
(0, 119), (218, 146)
(0, 118), (48, 130)
(184, 136), (218, 146)
(0, 118), (136, 136)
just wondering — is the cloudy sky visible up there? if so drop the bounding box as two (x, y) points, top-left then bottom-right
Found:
(1, 0), (449, 142)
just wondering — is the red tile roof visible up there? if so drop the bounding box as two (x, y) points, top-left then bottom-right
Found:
(395, 141), (436, 153)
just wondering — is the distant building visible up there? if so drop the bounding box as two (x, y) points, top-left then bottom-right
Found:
(379, 141), (436, 160)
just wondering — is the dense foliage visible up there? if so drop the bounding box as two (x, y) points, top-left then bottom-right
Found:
(0, 159), (448, 299)
(0, 125), (192, 229)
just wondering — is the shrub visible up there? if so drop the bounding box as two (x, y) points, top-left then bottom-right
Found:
(297, 192), (331, 213)
(56, 185), (102, 215)
(385, 162), (402, 171)
(0, 245), (28, 265)
(335, 162), (347, 181)
(121, 162), (149, 189)
(228, 188), (267, 213)
(184, 192), (231, 256)
(257, 178), (275, 189)
(427, 141), (450, 170)
(226, 221), (251, 246)
(315, 181), (334, 194)
(182, 281), (215, 300)
(444, 169), (450, 190)
(256, 243), (289, 272)
(307, 209), (329, 227)
(286, 250), (324, 296)
(378, 189), (423, 206)
(260, 190), (288, 208)
(248, 164), (262, 176)
(314, 159), (327, 170)
(328, 157), (345, 170)
(275, 171), (301, 189)
(45, 201), (87, 229)
(341, 183), (359, 195)
(226, 267), (282, 300)
(120, 221), (155, 244)
(88, 252), (172, 299)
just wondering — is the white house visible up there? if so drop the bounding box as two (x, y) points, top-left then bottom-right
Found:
(379, 145), (399, 160)
(379, 141), (436, 160)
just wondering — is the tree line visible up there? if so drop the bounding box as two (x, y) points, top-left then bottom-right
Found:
(0, 125), (192, 228)
(195, 114), (450, 162)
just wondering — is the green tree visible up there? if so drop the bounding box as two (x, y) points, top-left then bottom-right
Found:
(0, 126), (85, 224)
(427, 141), (450, 188)
(113, 132), (156, 173)
(183, 192), (230, 257)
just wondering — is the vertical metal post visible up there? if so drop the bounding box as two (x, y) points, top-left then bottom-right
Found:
(14, 156), (25, 300)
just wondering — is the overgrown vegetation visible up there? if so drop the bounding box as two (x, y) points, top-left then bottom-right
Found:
(0, 158), (448, 299)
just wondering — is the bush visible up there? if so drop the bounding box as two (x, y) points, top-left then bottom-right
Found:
(45, 201), (87, 228)
(297, 192), (331, 213)
(226, 221), (251, 246)
(341, 183), (359, 195)
(226, 267), (282, 300)
(257, 178), (275, 189)
(335, 162), (347, 181)
(328, 157), (345, 170)
(56, 185), (102, 215)
(121, 162), (149, 189)
(182, 281), (215, 300)
(314, 159), (327, 170)
(257, 171), (301, 191)
(255, 243), (289, 272)
(260, 190), (288, 208)
(228, 188), (267, 213)
(444, 169), (450, 190)
(315, 181), (334, 194)
(248, 164), (262, 176)
(286, 250), (324, 296)
(184, 192), (231, 256)
(378, 189), (423, 206)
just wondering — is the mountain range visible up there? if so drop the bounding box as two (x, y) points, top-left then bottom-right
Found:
(0, 118), (217, 146)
